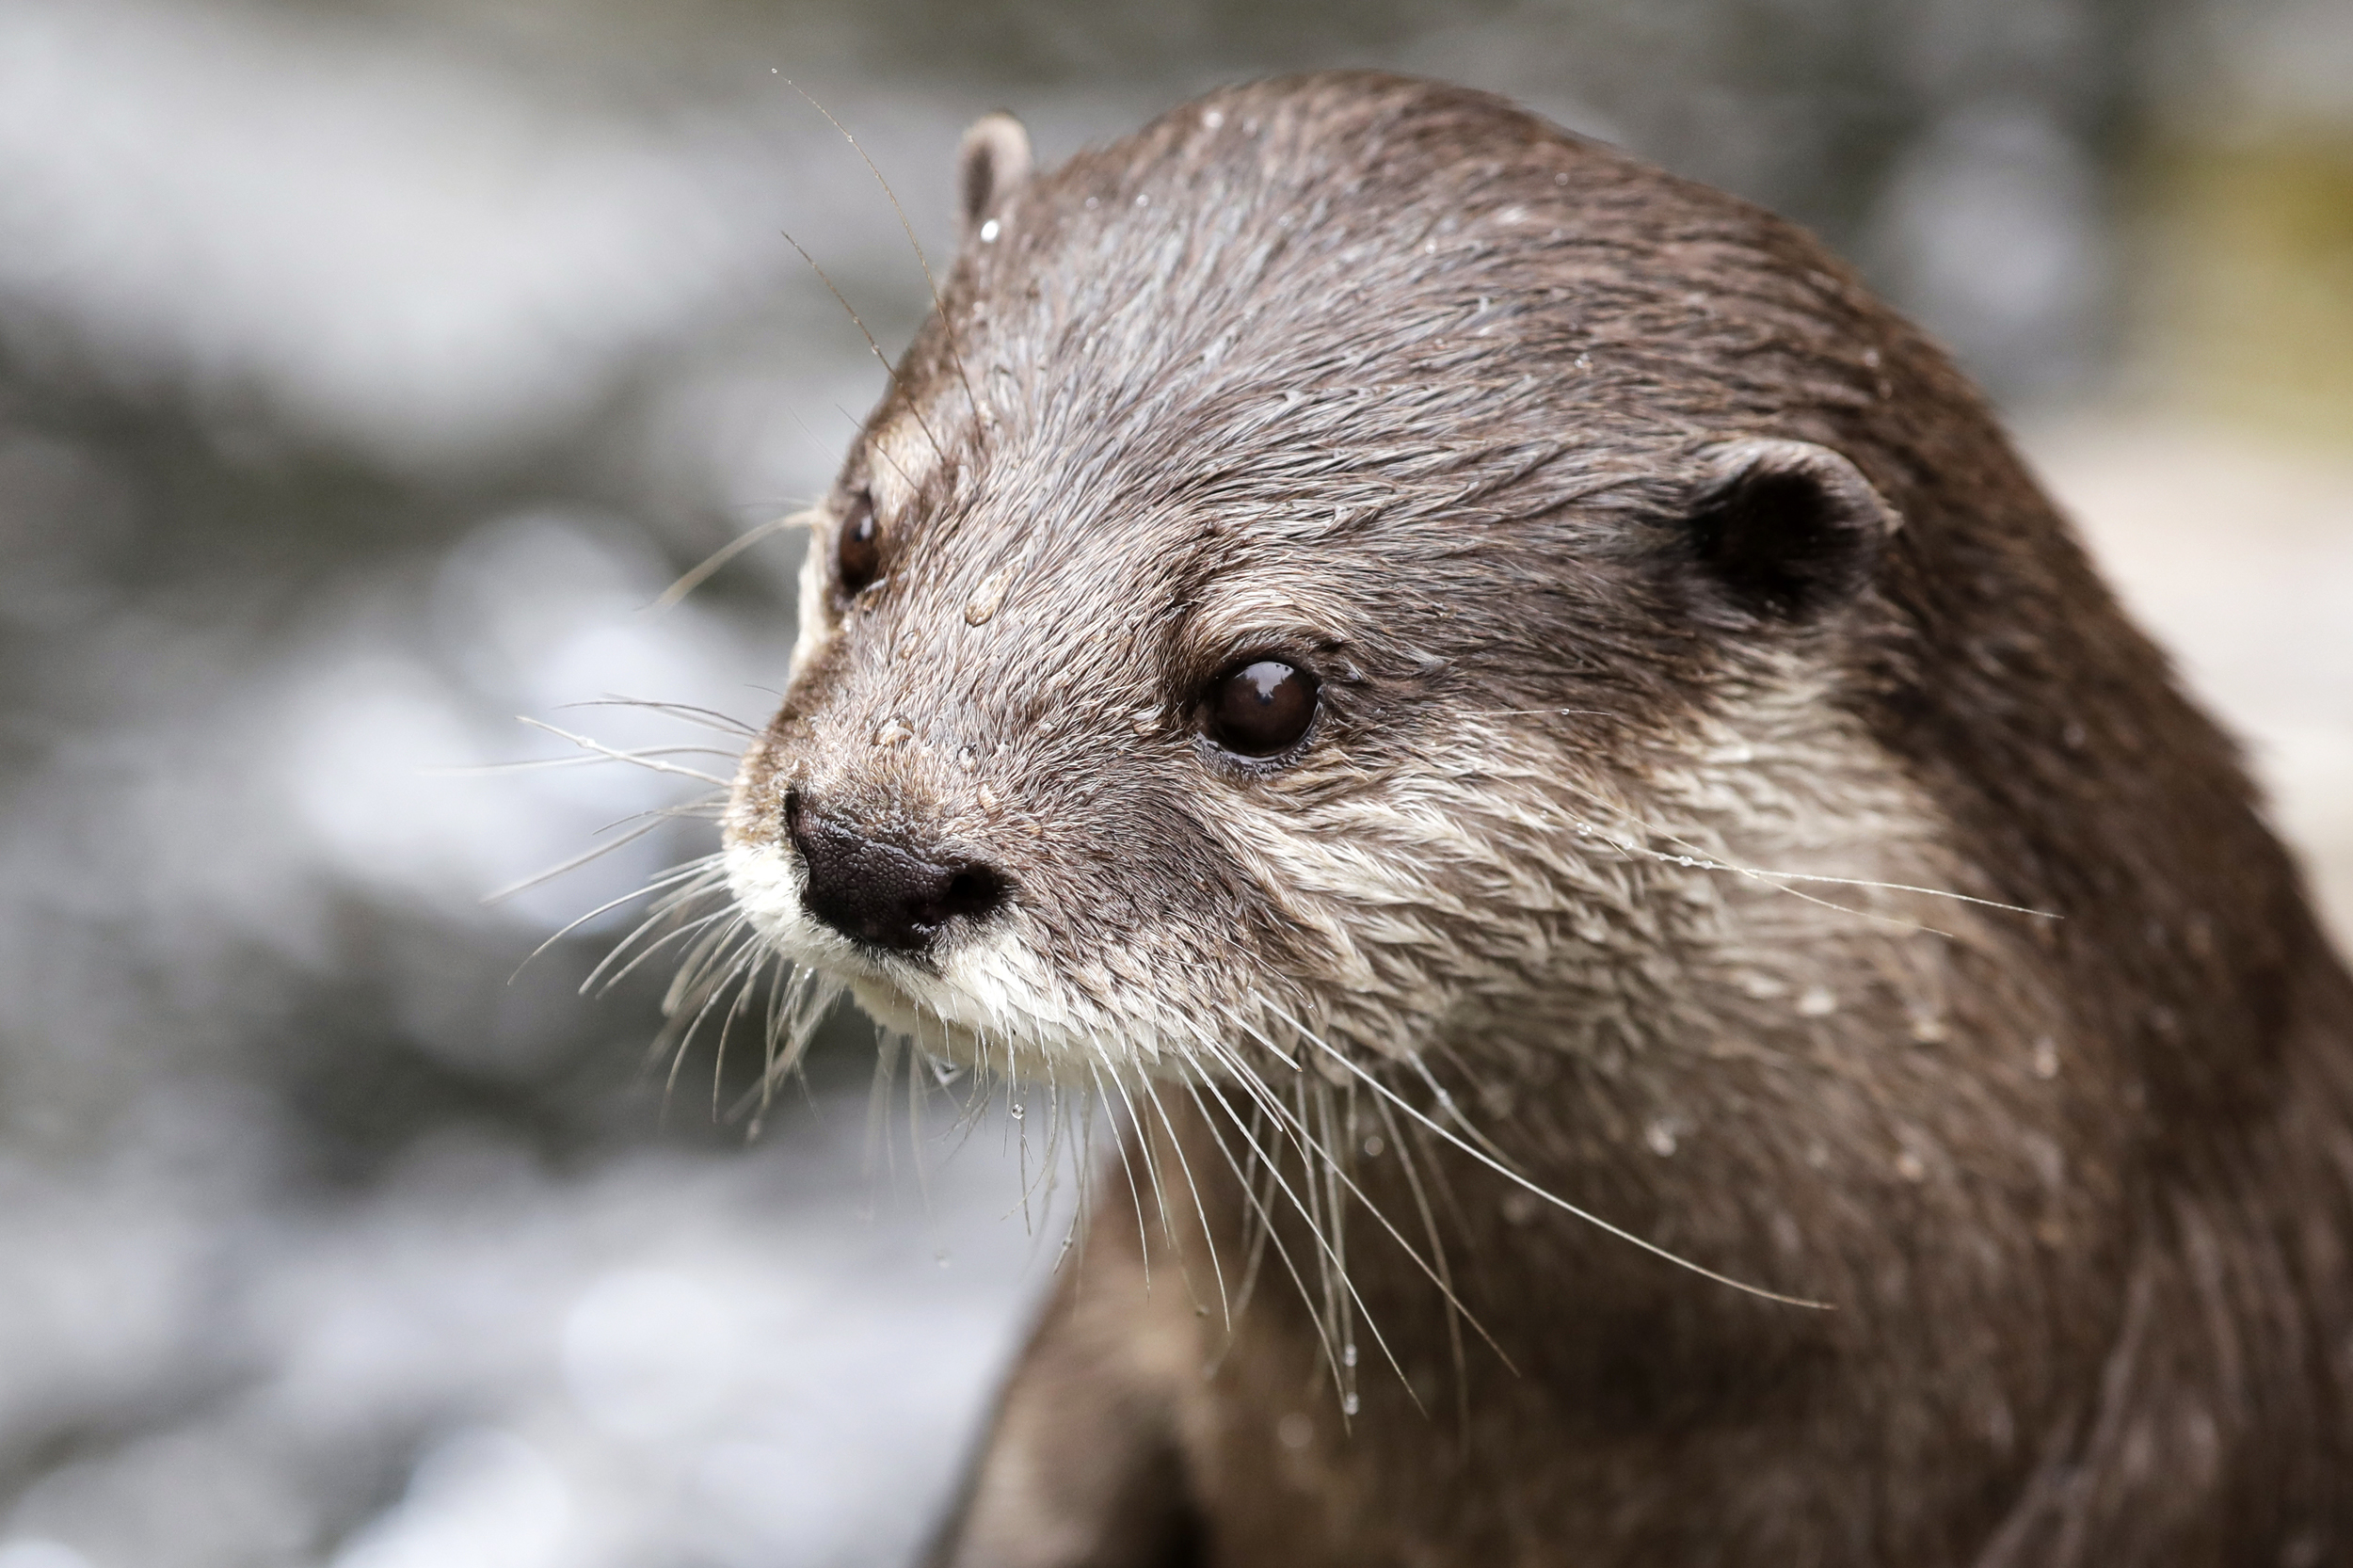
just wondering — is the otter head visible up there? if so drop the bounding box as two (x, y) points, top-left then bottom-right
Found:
(723, 75), (1933, 1092)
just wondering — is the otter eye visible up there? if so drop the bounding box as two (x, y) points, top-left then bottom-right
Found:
(1206, 659), (1317, 758)
(836, 491), (882, 596)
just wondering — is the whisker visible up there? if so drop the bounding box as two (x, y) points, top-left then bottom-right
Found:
(426, 747), (735, 777)
(1091, 1061), (1157, 1290)
(507, 854), (719, 981)
(1373, 1088), (1489, 1436)
(778, 228), (948, 462)
(1183, 1078), (1343, 1393)
(782, 81), (987, 427)
(653, 509), (817, 610)
(1106, 1061), (1210, 1316)
(1137, 1072), (1232, 1329)
(485, 817), (677, 909)
(728, 968), (845, 1129)
(1187, 1066), (1407, 1416)
(1218, 1019), (1501, 1362)
(587, 882), (736, 996)
(559, 696), (762, 739)
(1551, 776), (2057, 924)
(1262, 1000), (1833, 1311)
(907, 1020), (933, 1220)
(866, 1031), (905, 1189)
(659, 917), (760, 1121)
(517, 717), (732, 787)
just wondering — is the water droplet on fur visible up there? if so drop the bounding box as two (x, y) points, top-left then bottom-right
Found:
(978, 217), (1000, 243)
(1797, 985), (1837, 1016)
(1644, 1118), (1679, 1157)
(1895, 1150), (1929, 1182)
(1341, 1344), (1358, 1368)
(2031, 1037), (2060, 1080)
(1361, 1134), (1385, 1158)
(965, 568), (1011, 626)
(1083, 195), (1098, 209)
(1202, 108), (1225, 129)
(1009, 1101), (1024, 1121)
(1909, 1012), (1948, 1044)
(1342, 1393), (1360, 1416)
(1135, 193), (1149, 207)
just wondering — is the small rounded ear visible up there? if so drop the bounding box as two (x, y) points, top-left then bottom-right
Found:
(956, 112), (1032, 243)
(1678, 439), (1900, 624)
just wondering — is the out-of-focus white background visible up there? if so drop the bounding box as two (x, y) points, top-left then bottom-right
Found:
(0, 1), (2345, 1563)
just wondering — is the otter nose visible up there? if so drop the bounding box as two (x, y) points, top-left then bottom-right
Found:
(785, 791), (1009, 954)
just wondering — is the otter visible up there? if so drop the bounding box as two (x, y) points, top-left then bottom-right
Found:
(708, 72), (2353, 1567)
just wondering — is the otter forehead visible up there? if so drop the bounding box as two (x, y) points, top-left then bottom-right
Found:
(918, 75), (1885, 472)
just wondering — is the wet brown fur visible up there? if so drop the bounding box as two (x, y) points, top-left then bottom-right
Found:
(719, 73), (2353, 1567)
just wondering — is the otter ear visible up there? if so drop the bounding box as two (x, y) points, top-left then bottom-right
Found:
(956, 112), (1032, 243)
(1676, 439), (1899, 624)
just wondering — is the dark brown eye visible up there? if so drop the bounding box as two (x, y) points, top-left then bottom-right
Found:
(1206, 659), (1317, 758)
(836, 492), (882, 596)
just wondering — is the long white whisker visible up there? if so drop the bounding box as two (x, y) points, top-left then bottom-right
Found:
(487, 817), (678, 909)
(560, 696), (762, 737)
(1109, 1064), (1211, 1320)
(1551, 776), (2055, 924)
(1183, 1079), (1343, 1391)
(1137, 1070), (1232, 1330)
(429, 747), (739, 777)
(652, 510), (815, 610)
(1091, 1061), (1157, 1290)
(1217, 1018), (1500, 1361)
(592, 897), (733, 998)
(1260, 1000), (1833, 1311)
(1186, 1051), (1409, 1411)
(517, 717), (732, 787)
(1373, 1087), (1492, 1423)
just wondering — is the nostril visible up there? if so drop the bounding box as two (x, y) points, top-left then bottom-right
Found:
(938, 866), (1008, 922)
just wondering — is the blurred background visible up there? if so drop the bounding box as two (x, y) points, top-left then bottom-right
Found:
(0, 0), (2345, 1563)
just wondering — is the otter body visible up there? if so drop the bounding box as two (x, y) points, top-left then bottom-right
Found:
(717, 74), (2353, 1566)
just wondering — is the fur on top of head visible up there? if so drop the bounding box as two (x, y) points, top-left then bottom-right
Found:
(722, 71), (1992, 1089)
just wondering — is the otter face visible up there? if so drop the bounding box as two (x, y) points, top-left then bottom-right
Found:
(720, 83), (1912, 1089)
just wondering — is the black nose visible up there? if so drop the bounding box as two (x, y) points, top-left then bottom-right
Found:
(785, 791), (1010, 954)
